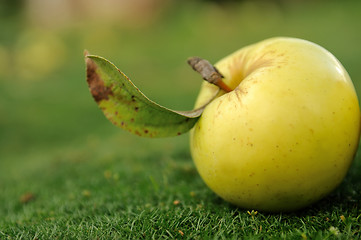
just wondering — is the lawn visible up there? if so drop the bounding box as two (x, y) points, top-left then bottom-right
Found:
(1, 0), (361, 239)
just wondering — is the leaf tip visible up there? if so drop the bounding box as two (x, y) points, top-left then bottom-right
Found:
(84, 49), (90, 57)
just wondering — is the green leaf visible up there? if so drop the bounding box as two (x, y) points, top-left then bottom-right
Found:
(85, 54), (215, 138)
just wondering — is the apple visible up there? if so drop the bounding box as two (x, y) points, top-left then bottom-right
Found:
(190, 37), (361, 212)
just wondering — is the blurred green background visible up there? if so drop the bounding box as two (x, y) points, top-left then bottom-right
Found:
(1, 0), (361, 161)
(1, 0), (361, 232)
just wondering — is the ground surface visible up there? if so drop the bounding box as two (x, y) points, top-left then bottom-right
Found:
(1, 1), (361, 239)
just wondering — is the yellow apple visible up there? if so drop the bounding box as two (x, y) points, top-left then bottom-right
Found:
(190, 37), (361, 212)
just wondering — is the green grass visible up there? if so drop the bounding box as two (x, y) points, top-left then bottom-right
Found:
(1, 1), (361, 239)
(1, 136), (361, 239)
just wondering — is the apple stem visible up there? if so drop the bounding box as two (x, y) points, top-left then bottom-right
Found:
(187, 57), (232, 92)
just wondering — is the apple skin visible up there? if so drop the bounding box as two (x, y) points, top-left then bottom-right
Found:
(190, 37), (361, 212)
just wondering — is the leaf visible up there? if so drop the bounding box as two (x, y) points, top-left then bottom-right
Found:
(85, 53), (217, 138)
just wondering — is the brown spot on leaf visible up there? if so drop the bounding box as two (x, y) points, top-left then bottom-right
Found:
(134, 107), (139, 112)
(86, 57), (113, 102)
